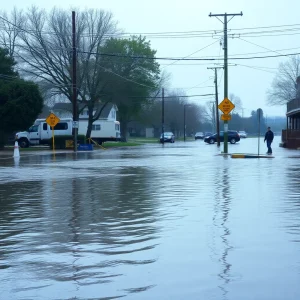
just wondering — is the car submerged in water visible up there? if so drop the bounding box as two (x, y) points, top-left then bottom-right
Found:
(238, 131), (247, 138)
(160, 132), (175, 143)
(204, 130), (240, 144)
(194, 132), (204, 140)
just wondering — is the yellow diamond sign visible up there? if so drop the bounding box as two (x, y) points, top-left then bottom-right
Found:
(221, 114), (232, 121)
(46, 113), (60, 128)
(218, 98), (235, 115)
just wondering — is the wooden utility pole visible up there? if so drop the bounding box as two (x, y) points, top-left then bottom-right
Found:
(209, 12), (243, 153)
(184, 104), (186, 142)
(207, 67), (223, 147)
(72, 11), (78, 152)
(161, 88), (165, 144)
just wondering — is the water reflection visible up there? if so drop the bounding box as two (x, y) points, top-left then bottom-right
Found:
(210, 162), (233, 300)
(1, 141), (300, 299)
(218, 167), (233, 300)
(283, 165), (300, 242)
(0, 162), (161, 299)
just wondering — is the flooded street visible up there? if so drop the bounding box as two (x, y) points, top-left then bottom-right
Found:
(0, 136), (300, 300)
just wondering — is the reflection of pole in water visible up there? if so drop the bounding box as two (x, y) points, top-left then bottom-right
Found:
(215, 167), (233, 300)
(68, 178), (81, 291)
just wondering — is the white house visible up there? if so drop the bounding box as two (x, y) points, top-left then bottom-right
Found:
(48, 102), (121, 144)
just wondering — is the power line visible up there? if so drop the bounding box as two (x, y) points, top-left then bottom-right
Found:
(3, 14), (300, 39)
(79, 49), (300, 61)
(130, 93), (215, 98)
(238, 37), (283, 56)
(3, 41), (300, 61)
(236, 64), (277, 74)
(162, 40), (219, 69)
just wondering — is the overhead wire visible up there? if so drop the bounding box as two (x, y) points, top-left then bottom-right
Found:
(3, 14), (300, 39)
(0, 13), (294, 101)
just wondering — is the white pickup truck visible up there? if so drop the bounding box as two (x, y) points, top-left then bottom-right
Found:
(16, 118), (73, 148)
(16, 118), (121, 148)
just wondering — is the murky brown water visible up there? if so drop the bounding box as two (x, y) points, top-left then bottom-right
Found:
(0, 136), (300, 300)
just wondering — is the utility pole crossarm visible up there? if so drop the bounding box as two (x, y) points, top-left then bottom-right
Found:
(209, 12), (243, 17)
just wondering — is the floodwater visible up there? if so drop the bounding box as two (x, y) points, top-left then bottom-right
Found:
(0, 136), (300, 300)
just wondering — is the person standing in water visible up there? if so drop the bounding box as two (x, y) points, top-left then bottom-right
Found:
(264, 126), (274, 154)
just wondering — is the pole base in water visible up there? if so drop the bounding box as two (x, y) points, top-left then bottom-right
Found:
(13, 141), (20, 158)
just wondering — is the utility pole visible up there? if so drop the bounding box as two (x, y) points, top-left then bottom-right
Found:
(209, 11), (243, 153)
(212, 102), (216, 132)
(184, 104), (191, 142)
(241, 107), (245, 129)
(184, 104), (186, 142)
(162, 88), (165, 144)
(207, 67), (223, 147)
(72, 11), (78, 153)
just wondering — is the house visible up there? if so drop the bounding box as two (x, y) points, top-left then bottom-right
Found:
(49, 102), (121, 143)
(50, 102), (118, 122)
(282, 76), (300, 149)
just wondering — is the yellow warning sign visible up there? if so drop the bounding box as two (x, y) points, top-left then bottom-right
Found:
(46, 113), (60, 128)
(218, 98), (235, 115)
(221, 114), (232, 121)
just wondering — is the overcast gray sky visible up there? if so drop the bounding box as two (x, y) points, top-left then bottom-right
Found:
(2, 0), (300, 117)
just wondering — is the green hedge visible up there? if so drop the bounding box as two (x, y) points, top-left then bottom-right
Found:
(49, 135), (86, 149)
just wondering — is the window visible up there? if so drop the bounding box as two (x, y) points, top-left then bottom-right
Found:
(80, 110), (89, 116)
(43, 123), (48, 130)
(92, 124), (101, 131)
(54, 122), (68, 130)
(29, 125), (39, 132)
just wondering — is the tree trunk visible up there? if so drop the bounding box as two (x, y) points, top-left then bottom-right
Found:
(86, 106), (94, 141)
(120, 120), (128, 142)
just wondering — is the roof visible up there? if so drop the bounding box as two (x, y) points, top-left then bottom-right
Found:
(37, 106), (51, 118)
(52, 102), (116, 118)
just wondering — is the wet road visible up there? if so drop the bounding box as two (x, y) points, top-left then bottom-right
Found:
(0, 136), (300, 300)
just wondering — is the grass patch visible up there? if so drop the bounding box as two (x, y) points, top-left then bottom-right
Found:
(101, 141), (143, 148)
(128, 137), (159, 143)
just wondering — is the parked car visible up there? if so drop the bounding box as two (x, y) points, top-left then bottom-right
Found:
(195, 132), (204, 140)
(204, 132), (213, 137)
(238, 131), (247, 138)
(160, 132), (175, 143)
(204, 130), (240, 144)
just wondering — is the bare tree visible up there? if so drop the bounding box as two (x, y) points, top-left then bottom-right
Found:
(229, 93), (243, 114)
(204, 101), (216, 132)
(1, 7), (118, 137)
(267, 55), (300, 105)
(0, 8), (25, 58)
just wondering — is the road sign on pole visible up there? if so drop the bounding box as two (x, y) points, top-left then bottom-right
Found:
(218, 98), (235, 115)
(46, 113), (60, 128)
(221, 114), (232, 121)
(46, 113), (60, 153)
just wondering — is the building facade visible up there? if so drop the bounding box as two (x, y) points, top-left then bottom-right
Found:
(282, 76), (300, 149)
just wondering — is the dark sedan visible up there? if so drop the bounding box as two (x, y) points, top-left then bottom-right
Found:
(204, 130), (240, 144)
